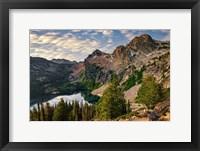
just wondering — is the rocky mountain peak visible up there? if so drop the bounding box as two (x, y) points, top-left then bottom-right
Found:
(139, 34), (153, 41)
(112, 45), (126, 58)
(127, 34), (156, 54)
(85, 49), (108, 62)
(91, 49), (104, 56)
(129, 34), (154, 45)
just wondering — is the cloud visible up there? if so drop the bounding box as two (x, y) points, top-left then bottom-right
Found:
(30, 31), (100, 61)
(120, 29), (129, 34)
(120, 29), (136, 41)
(120, 30), (135, 41)
(71, 29), (81, 32)
(102, 30), (113, 36)
(44, 32), (60, 36)
(96, 29), (113, 37)
(30, 34), (56, 44)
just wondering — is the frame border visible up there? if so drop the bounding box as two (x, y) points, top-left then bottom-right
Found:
(0, 0), (200, 151)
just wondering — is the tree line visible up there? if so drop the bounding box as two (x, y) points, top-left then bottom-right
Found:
(30, 75), (166, 121)
(30, 99), (95, 121)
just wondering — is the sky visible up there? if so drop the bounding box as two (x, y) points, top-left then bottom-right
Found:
(30, 29), (170, 62)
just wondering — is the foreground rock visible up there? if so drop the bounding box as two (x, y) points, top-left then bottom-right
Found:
(116, 100), (170, 121)
(149, 100), (170, 121)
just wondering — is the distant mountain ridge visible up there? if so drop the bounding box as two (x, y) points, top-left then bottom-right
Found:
(51, 59), (77, 65)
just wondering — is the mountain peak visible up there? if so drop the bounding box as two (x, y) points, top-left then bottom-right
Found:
(127, 34), (156, 54)
(139, 34), (153, 40)
(91, 49), (105, 56)
(112, 45), (126, 58)
(131, 34), (154, 44)
(89, 49), (106, 57)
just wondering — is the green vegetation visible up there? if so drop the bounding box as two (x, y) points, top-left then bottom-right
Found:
(82, 80), (102, 91)
(95, 80), (126, 120)
(136, 65), (146, 84)
(122, 65), (146, 91)
(45, 102), (54, 121)
(126, 100), (131, 114)
(167, 88), (170, 97)
(135, 76), (162, 108)
(30, 107), (38, 121)
(83, 92), (100, 104)
(122, 75), (136, 91)
(52, 99), (67, 121)
(30, 99), (95, 121)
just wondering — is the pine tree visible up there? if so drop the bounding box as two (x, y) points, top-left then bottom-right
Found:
(71, 101), (79, 121)
(68, 102), (73, 121)
(45, 102), (54, 121)
(126, 100), (131, 114)
(37, 102), (41, 121)
(52, 99), (67, 121)
(88, 104), (95, 120)
(32, 107), (38, 121)
(135, 76), (162, 108)
(82, 102), (89, 121)
(96, 82), (126, 120)
(79, 100), (84, 120)
(40, 102), (45, 121)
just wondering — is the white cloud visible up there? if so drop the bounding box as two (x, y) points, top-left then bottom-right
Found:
(96, 29), (113, 37)
(71, 29), (81, 32)
(120, 29), (129, 34)
(30, 34), (56, 44)
(120, 30), (135, 41)
(44, 32), (60, 36)
(30, 32), (100, 61)
(102, 30), (113, 36)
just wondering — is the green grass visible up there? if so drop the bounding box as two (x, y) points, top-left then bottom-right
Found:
(122, 75), (136, 91)
(122, 66), (146, 91)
